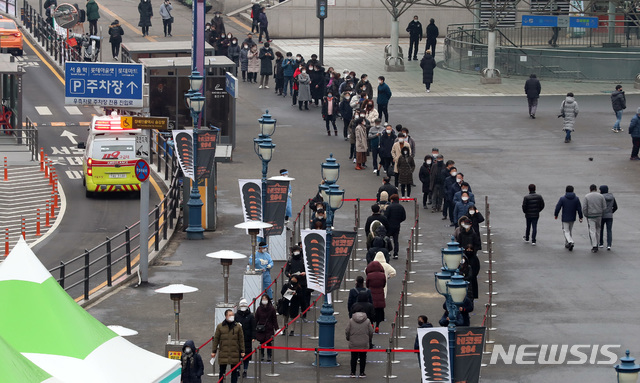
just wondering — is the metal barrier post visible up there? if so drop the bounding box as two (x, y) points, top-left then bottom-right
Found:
(265, 343), (279, 377)
(59, 261), (65, 288)
(125, 226), (132, 275)
(253, 345), (258, 381)
(333, 286), (342, 303)
(296, 317), (306, 352)
(105, 237), (112, 286)
(315, 348), (320, 383)
(281, 326), (294, 364)
(257, 345), (262, 383)
(310, 298), (319, 340)
(162, 199), (168, 240)
(154, 206), (160, 251)
(383, 342), (397, 379)
(83, 249), (90, 300)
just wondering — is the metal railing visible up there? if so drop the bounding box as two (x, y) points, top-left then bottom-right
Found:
(0, 117), (38, 161)
(47, 134), (181, 301)
(21, 0), (83, 65)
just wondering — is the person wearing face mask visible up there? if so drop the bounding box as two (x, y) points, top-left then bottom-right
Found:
(455, 218), (482, 273)
(242, 32), (255, 48)
(448, 173), (465, 225)
(310, 65), (325, 107)
(339, 90), (354, 141)
(285, 245), (310, 319)
(281, 52), (295, 97)
(258, 6), (270, 42)
(400, 128), (416, 158)
(413, 315), (433, 357)
(368, 119), (385, 175)
(255, 294), (278, 362)
(429, 154), (446, 212)
(378, 126), (397, 176)
(137, 0), (153, 37)
(181, 340), (204, 383)
(390, 133), (411, 187)
(355, 74), (373, 100)
(310, 206), (327, 229)
(376, 76), (392, 122)
(292, 63), (303, 105)
(227, 35), (241, 67)
(239, 43), (250, 81)
(211, 309), (245, 383)
(355, 118), (369, 170)
(247, 44), (260, 84)
(467, 205), (484, 235)
(296, 66), (312, 110)
(258, 42), (274, 89)
(453, 181), (475, 204)
(248, 242), (274, 298)
(453, 191), (475, 227)
(322, 91), (340, 136)
(418, 155), (432, 209)
(396, 147), (415, 198)
(442, 166), (458, 224)
(347, 109), (360, 160)
(235, 299), (255, 378)
(420, 49), (437, 92)
(406, 15), (423, 61)
(281, 277), (302, 336)
(384, 194), (406, 259)
(216, 32), (230, 57)
(159, 0), (172, 37)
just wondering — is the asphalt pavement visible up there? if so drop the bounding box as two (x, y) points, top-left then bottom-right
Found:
(14, 1), (640, 381)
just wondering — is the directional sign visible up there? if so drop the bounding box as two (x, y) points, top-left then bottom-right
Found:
(136, 135), (150, 159)
(121, 116), (169, 130)
(570, 16), (598, 28)
(134, 159), (150, 182)
(65, 62), (144, 108)
(225, 72), (238, 99)
(522, 15), (558, 27)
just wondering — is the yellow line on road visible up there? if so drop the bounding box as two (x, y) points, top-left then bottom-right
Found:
(23, 37), (65, 84)
(230, 17), (251, 32)
(96, 1), (157, 42)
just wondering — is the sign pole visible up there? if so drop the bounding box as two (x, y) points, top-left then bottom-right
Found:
(139, 130), (152, 283)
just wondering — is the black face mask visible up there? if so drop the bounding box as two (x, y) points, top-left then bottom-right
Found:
(418, 321), (424, 326)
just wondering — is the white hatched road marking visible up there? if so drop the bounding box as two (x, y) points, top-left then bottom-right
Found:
(35, 106), (52, 115)
(64, 106), (83, 115)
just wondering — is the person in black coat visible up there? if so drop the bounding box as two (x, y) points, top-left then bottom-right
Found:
(284, 245), (310, 318)
(274, 51), (284, 95)
(321, 93), (340, 136)
(281, 276), (302, 336)
(378, 128), (397, 176)
(467, 205), (485, 237)
(425, 18), (439, 57)
(439, 289), (474, 327)
(455, 217), (482, 257)
(364, 204), (389, 237)
(414, 315), (433, 352)
(406, 15), (423, 61)
(420, 50), (437, 92)
(418, 155), (432, 208)
(376, 176), (398, 203)
(522, 183), (545, 244)
(258, 42), (274, 88)
(366, 236), (391, 264)
(137, 0), (153, 37)
(181, 340), (204, 383)
(347, 276), (373, 317)
(339, 92), (353, 140)
(251, 2), (261, 33)
(108, 20), (124, 60)
(442, 167), (458, 224)
(524, 74), (542, 118)
(553, 185), (583, 251)
(309, 64), (325, 106)
(351, 289), (375, 323)
(384, 194), (406, 259)
(235, 299), (255, 378)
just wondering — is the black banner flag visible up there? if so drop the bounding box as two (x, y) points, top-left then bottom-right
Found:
(326, 231), (357, 293)
(454, 327), (485, 383)
(263, 180), (289, 237)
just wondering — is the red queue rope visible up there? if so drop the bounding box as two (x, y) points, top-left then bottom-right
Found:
(263, 345), (419, 353)
(481, 303), (490, 327)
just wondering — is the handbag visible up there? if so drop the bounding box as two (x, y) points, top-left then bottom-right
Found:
(276, 298), (287, 315)
(256, 324), (266, 333)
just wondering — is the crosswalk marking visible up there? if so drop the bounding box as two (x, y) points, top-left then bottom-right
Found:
(35, 106), (52, 115)
(65, 106), (83, 115)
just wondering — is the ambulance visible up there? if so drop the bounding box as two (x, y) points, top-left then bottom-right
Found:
(79, 113), (143, 198)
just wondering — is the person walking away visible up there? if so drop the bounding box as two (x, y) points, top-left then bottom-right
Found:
(524, 74), (541, 118)
(548, 0), (560, 47)
(419, 155), (432, 209)
(420, 50), (437, 92)
(522, 183), (545, 245)
(355, 118), (368, 170)
(138, 0), (153, 37)
(108, 20), (124, 60)
(629, 107), (640, 160)
(429, 154), (445, 212)
(348, 276), (373, 317)
(611, 84), (626, 132)
(396, 147), (415, 197)
(599, 185), (617, 250)
(251, 0), (261, 33)
(85, 0), (99, 35)
(159, 0), (173, 37)
(235, 299), (255, 379)
(181, 340), (204, 383)
(583, 184), (606, 253)
(258, 7), (270, 42)
(247, 44), (260, 84)
(282, 52), (295, 97)
(239, 43), (249, 81)
(255, 294), (279, 362)
(425, 19), (439, 57)
(373, 251), (396, 298)
(406, 15), (422, 61)
(376, 176), (398, 203)
(322, 91), (339, 136)
(365, 260), (386, 333)
(281, 276), (302, 336)
(345, 310), (373, 378)
(377, 76), (392, 122)
(384, 194), (406, 259)
(227, 36), (240, 67)
(211, 309), (245, 383)
(258, 42), (274, 89)
(368, 119), (385, 175)
(248, 241), (274, 298)
(340, 91), (354, 140)
(297, 67), (312, 110)
(554, 185), (583, 251)
(560, 92), (579, 143)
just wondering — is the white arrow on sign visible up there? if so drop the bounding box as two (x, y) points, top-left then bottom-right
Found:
(60, 130), (78, 145)
(127, 81), (139, 93)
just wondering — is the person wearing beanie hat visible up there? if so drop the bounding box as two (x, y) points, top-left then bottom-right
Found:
(629, 107), (640, 160)
(599, 185), (618, 250)
(248, 242), (274, 298)
(235, 298), (255, 378)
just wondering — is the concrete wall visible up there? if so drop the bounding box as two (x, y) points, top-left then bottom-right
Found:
(253, 0), (474, 38)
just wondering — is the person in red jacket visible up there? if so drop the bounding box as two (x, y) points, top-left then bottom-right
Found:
(365, 260), (386, 333)
(292, 64), (302, 106)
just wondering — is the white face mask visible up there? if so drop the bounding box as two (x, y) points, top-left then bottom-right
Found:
(398, 138), (404, 143)
(450, 171), (457, 176)
(184, 347), (192, 354)
(302, 70), (306, 74)
(386, 129), (392, 134)
(426, 161), (432, 165)
(462, 197), (469, 202)
(378, 80), (382, 84)
(293, 251), (300, 256)
(360, 114), (365, 118)
(462, 224), (471, 229)
(227, 315), (235, 322)
(468, 210), (475, 216)
(261, 299), (268, 305)
(240, 306), (248, 311)
(243, 45), (248, 49)
(456, 178), (462, 183)
(227, 34), (232, 38)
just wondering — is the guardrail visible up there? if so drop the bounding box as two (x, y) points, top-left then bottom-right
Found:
(0, 118), (38, 161)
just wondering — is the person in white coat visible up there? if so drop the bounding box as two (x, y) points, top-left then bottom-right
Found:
(373, 251), (396, 298)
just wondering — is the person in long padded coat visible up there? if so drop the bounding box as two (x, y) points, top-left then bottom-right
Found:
(239, 43), (249, 81)
(181, 340), (204, 383)
(247, 44), (260, 84)
(138, 0), (153, 37)
(396, 146), (415, 198)
(297, 68), (312, 110)
(346, 311), (374, 378)
(258, 42), (274, 89)
(227, 36), (241, 67)
(420, 49), (437, 92)
(254, 294), (279, 362)
(309, 64), (325, 106)
(365, 260), (386, 332)
(235, 299), (255, 378)
(281, 276), (303, 336)
(211, 309), (244, 383)
(561, 92), (579, 143)
(373, 251), (396, 298)
(351, 289), (376, 323)
(418, 155), (432, 209)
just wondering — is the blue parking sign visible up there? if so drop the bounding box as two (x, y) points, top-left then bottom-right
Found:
(65, 62), (144, 108)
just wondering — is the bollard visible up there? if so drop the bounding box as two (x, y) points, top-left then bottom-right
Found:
(45, 201), (51, 227)
(49, 161), (54, 185)
(51, 197), (56, 219)
(253, 345), (258, 381)
(53, 186), (59, 210)
(21, 216), (26, 239)
(4, 228), (8, 256)
(315, 348), (320, 383)
(295, 317), (306, 352)
(280, 325), (294, 364)
(257, 345), (262, 383)
(383, 342), (397, 379)
(3, 157), (7, 181)
(265, 343), (279, 377)
(36, 209), (41, 236)
(44, 155), (49, 178)
(39, 148), (44, 171)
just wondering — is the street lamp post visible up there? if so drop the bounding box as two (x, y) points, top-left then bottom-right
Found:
(434, 237), (468, 380)
(254, 110), (277, 241)
(317, 153), (344, 368)
(184, 71), (206, 240)
(615, 350), (640, 383)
